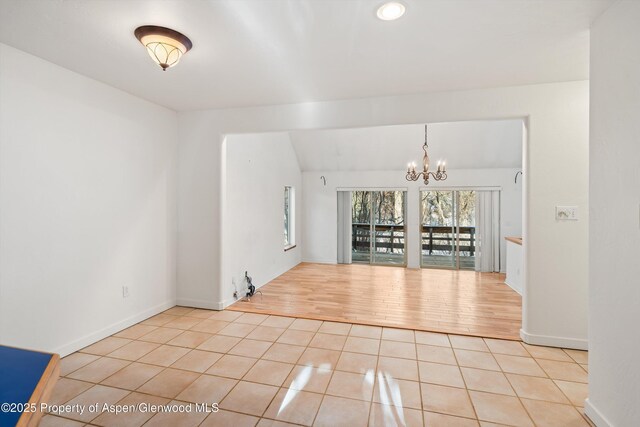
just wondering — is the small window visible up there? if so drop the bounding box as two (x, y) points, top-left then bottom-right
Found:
(284, 186), (295, 250)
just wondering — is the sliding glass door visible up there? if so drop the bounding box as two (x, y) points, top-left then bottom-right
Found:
(420, 191), (456, 268)
(372, 191), (406, 265)
(456, 190), (476, 269)
(352, 191), (372, 263)
(352, 190), (406, 266)
(420, 190), (476, 270)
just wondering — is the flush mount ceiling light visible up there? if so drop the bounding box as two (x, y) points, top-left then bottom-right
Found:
(406, 125), (448, 185)
(377, 2), (406, 21)
(134, 25), (193, 71)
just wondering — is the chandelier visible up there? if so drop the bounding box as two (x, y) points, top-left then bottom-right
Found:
(405, 124), (447, 185)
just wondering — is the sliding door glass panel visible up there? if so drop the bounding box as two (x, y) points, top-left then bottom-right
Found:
(372, 191), (406, 265)
(421, 190), (456, 268)
(457, 190), (476, 270)
(351, 191), (372, 263)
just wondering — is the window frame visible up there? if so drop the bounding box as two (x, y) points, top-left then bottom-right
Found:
(284, 186), (296, 251)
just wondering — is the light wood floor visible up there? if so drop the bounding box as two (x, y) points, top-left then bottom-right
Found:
(228, 263), (522, 340)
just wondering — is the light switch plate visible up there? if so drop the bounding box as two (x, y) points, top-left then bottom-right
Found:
(556, 206), (578, 221)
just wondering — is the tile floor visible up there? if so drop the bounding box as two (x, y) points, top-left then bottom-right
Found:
(42, 307), (591, 427)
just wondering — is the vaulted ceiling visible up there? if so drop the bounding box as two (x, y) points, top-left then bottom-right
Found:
(289, 120), (523, 171)
(0, 0), (614, 111)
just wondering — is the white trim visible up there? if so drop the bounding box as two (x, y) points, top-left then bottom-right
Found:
(53, 300), (175, 357)
(302, 258), (337, 264)
(176, 297), (224, 310)
(520, 329), (588, 350)
(584, 399), (613, 427)
(336, 187), (408, 192)
(219, 297), (236, 310)
(284, 185), (295, 247)
(504, 277), (522, 295)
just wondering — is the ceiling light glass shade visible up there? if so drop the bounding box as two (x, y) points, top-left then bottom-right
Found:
(135, 26), (193, 71)
(377, 2), (406, 21)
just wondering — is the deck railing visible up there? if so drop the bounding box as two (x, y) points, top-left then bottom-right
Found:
(422, 225), (475, 255)
(352, 223), (405, 253)
(352, 223), (475, 255)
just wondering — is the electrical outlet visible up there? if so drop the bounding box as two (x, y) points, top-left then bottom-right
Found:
(556, 206), (578, 221)
(122, 286), (130, 298)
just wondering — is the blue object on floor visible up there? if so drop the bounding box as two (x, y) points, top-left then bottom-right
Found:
(0, 345), (54, 427)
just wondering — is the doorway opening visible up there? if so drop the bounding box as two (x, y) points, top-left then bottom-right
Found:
(224, 118), (524, 339)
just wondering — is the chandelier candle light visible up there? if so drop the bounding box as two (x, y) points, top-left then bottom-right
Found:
(405, 125), (447, 185)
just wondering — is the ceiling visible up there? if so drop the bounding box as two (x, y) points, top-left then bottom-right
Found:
(0, 0), (613, 111)
(289, 119), (523, 171)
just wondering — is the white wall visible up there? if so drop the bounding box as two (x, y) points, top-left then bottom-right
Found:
(0, 43), (178, 356)
(302, 168), (522, 271)
(289, 120), (523, 171)
(586, 2), (640, 426)
(505, 241), (523, 294)
(177, 80), (589, 349)
(215, 132), (301, 307)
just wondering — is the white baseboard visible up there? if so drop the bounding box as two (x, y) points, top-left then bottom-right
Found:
(520, 329), (588, 350)
(176, 297), (223, 310)
(53, 300), (175, 357)
(504, 278), (522, 295)
(302, 259), (336, 264)
(584, 399), (613, 427)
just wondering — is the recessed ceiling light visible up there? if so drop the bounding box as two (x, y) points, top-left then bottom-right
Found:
(377, 2), (406, 21)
